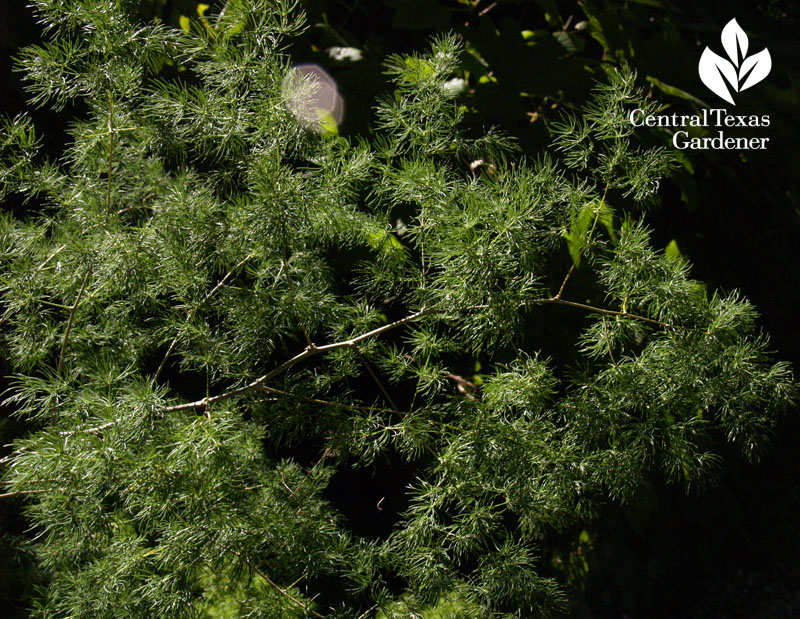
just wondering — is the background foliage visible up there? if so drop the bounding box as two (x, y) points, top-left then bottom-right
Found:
(1, 0), (799, 617)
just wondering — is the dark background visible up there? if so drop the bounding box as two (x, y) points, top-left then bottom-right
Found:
(1, 0), (798, 616)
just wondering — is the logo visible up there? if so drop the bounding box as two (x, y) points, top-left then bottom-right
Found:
(698, 18), (771, 105)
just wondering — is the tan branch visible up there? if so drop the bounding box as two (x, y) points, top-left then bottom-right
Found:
(165, 306), (430, 412)
(106, 96), (114, 215)
(528, 297), (695, 331)
(556, 184), (609, 300)
(226, 548), (324, 618)
(57, 264), (93, 374)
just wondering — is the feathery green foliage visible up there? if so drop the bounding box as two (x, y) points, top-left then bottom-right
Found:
(0, 1), (794, 617)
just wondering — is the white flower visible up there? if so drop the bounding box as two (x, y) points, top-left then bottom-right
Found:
(326, 47), (363, 62)
(442, 77), (467, 97)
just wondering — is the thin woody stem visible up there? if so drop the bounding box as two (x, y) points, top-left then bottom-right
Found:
(36, 244), (67, 273)
(403, 352), (479, 401)
(420, 206), (427, 288)
(165, 306), (430, 412)
(153, 253), (253, 384)
(106, 96), (114, 215)
(556, 184), (609, 299)
(528, 297), (697, 331)
(446, 371), (479, 401)
(58, 421), (116, 437)
(166, 499), (325, 618)
(57, 264), (93, 374)
(355, 605), (380, 619)
(256, 384), (400, 416)
(602, 315), (617, 366)
(468, 297), (695, 331)
(357, 349), (401, 412)
(282, 258), (313, 348)
(284, 449), (333, 515)
(0, 244), (69, 328)
(165, 295), (697, 413)
(0, 488), (53, 500)
(226, 548), (324, 618)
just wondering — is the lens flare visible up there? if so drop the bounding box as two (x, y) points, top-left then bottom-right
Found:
(281, 64), (344, 134)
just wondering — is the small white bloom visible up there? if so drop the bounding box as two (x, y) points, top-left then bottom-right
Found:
(326, 47), (363, 62)
(442, 77), (467, 97)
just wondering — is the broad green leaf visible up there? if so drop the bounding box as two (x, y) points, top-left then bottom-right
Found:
(553, 31), (585, 55)
(367, 231), (406, 258)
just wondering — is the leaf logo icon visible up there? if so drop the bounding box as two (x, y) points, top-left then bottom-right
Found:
(698, 18), (771, 105)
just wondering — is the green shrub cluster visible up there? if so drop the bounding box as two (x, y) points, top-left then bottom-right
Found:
(0, 1), (793, 616)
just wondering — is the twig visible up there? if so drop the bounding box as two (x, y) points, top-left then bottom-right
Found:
(282, 258), (313, 348)
(445, 372), (479, 401)
(164, 294), (694, 415)
(556, 185), (609, 299)
(528, 297), (695, 331)
(0, 488), (52, 499)
(79, 127), (136, 139)
(420, 206), (427, 288)
(280, 472), (302, 508)
(153, 254), (253, 383)
(0, 244), (69, 328)
(286, 448), (334, 515)
(355, 604), (379, 619)
(35, 244), (68, 273)
(467, 296), (696, 331)
(602, 315), (617, 366)
(165, 307), (430, 412)
(1, 478), (60, 486)
(115, 192), (155, 216)
(106, 96), (114, 215)
(478, 1), (498, 17)
(256, 385), (399, 416)
(57, 264), (93, 374)
(357, 349), (401, 412)
(58, 421), (116, 437)
(404, 352), (479, 401)
(226, 548), (324, 618)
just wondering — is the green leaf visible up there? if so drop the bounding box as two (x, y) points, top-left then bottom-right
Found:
(367, 231), (406, 257)
(564, 199), (614, 263)
(316, 109), (339, 137)
(665, 239), (682, 260)
(646, 76), (709, 108)
(553, 31), (585, 55)
(533, 0), (563, 28)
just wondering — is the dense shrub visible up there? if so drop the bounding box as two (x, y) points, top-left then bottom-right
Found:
(0, 1), (794, 616)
